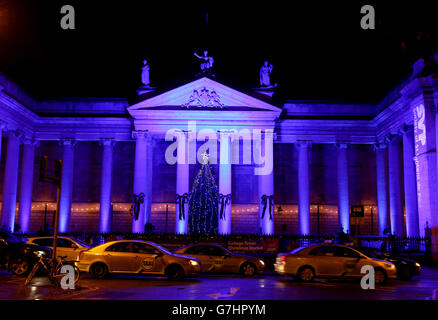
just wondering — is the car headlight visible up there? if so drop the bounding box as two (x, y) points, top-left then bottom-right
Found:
(385, 263), (395, 269)
(259, 259), (265, 266)
(35, 250), (45, 257)
(415, 262), (421, 267)
(189, 260), (199, 266)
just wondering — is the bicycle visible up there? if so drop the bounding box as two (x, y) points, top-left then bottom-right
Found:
(25, 251), (80, 287)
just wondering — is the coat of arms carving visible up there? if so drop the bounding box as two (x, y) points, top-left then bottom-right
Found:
(182, 87), (224, 108)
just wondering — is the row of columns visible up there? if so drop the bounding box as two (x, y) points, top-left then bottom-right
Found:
(375, 126), (420, 237)
(296, 142), (350, 235)
(296, 131), (420, 237)
(0, 126), (421, 237)
(0, 129), (117, 234)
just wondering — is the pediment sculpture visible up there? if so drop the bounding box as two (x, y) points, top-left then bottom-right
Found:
(182, 87), (224, 108)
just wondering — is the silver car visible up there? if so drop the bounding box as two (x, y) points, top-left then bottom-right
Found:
(76, 240), (200, 280)
(275, 244), (397, 284)
(173, 243), (265, 276)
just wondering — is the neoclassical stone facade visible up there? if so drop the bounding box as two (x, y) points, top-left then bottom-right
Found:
(0, 57), (438, 260)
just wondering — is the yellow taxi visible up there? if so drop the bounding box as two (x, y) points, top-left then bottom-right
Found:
(275, 244), (397, 284)
(76, 240), (200, 280)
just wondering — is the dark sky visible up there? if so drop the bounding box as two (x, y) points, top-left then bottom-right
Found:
(0, 0), (437, 103)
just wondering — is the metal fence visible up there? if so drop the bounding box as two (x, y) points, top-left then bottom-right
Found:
(16, 232), (431, 258)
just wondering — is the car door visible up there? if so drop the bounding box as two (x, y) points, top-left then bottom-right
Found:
(308, 246), (344, 276)
(184, 246), (215, 272)
(103, 242), (139, 272)
(31, 237), (55, 252)
(56, 238), (80, 261)
(205, 246), (227, 273)
(131, 242), (164, 274)
(333, 246), (363, 277)
(32, 237), (76, 261)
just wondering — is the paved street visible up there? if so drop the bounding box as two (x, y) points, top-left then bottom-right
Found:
(1, 267), (438, 300)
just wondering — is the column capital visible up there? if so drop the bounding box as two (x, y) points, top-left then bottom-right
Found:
(59, 138), (77, 146)
(173, 129), (189, 138)
(132, 130), (150, 141)
(5, 129), (25, 142)
(295, 140), (312, 150)
(261, 130), (277, 141)
(0, 120), (7, 131)
(99, 138), (117, 148)
(335, 142), (349, 149)
(22, 137), (40, 147)
(374, 141), (387, 150)
(401, 124), (414, 135)
(217, 129), (235, 141)
(385, 133), (402, 144)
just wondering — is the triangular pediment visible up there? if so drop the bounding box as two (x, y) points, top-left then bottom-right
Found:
(128, 77), (281, 113)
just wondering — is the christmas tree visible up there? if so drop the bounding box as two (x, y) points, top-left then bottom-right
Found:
(188, 152), (219, 235)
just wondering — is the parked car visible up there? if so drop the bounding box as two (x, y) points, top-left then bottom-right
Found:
(26, 236), (90, 261)
(0, 231), (52, 276)
(76, 240), (200, 280)
(173, 243), (265, 276)
(351, 246), (421, 280)
(274, 244), (397, 284)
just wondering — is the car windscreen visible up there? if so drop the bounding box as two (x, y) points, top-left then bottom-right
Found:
(72, 238), (90, 248)
(354, 247), (381, 259)
(289, 247), (306, 255)
(152, 243), (172, 255)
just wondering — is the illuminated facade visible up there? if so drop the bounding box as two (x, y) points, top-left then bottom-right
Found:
(0, 57), (437, 260)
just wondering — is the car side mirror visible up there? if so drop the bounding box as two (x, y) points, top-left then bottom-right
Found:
(155, 251), (163, 258)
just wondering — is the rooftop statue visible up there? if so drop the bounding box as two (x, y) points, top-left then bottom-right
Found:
(141, 59), (151, 88)
(260, 60), (276, 88)
(194, 50), (215, 77)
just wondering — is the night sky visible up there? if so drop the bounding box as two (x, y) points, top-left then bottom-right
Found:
(0, 0), (437, 103)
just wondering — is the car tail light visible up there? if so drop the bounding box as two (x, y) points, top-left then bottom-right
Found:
(281, 255), (287, 262)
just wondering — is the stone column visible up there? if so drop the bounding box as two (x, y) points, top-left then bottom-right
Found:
(132, 131), (153, 233)
(336, 143), (350, 233)
(402, 126), (420, 237)
(1, 130), (21, 232)
(256, 130), (275, 235)
(218, 131), (233, 235)
(387, 134), (404, 236)
(297, 141), (310, 235)
(175, 131), (189, 234)
(18, 138), (38, 233)
(401, 74), (438, 262)
(58, 138), (76, 233)
(0, 122), (5, 167)
(99, 139), (115, 233)
(374, 142), (389, 235)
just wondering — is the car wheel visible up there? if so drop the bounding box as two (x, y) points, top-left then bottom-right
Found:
(297, 266), (315, 282)
(90, 263), (108, 279)
(374, 268), (387, 284)
(399, 267), (412, 280)
(241, 263), (256, 277)
(166, 264), (184, 281)
(9, 256), (31, 276)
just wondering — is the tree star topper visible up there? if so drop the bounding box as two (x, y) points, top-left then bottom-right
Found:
(201, 152), (210, 164)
